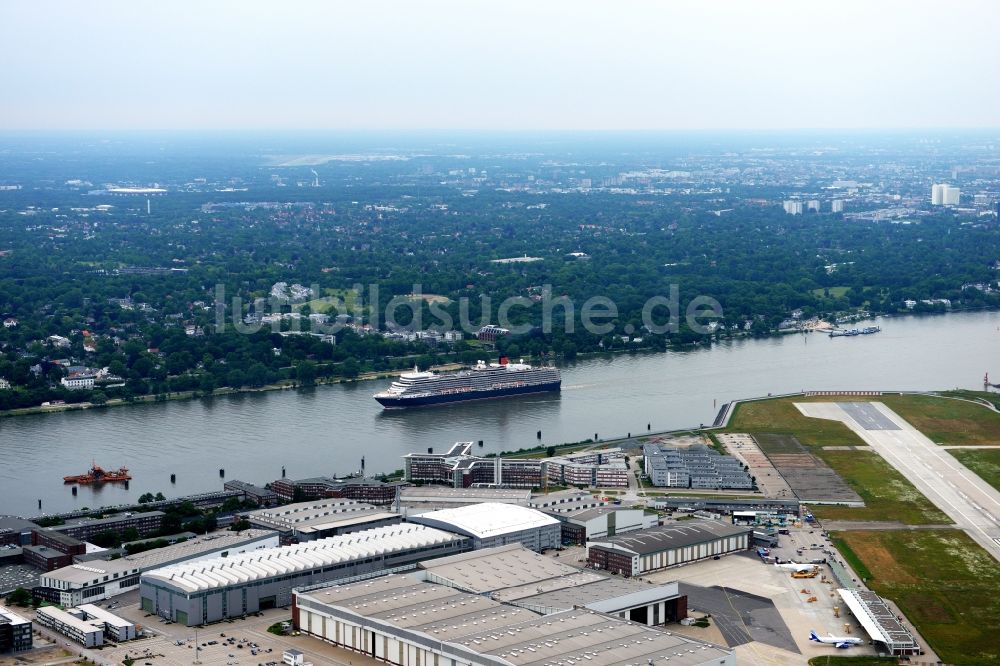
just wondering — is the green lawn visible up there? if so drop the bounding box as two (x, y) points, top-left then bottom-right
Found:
(810, 286), (850, 298)
(809, 451), (949, 525)
(807, 658), (899, 666)
(727, 397), (948, 524)
(948, 448), (1000, 492)
(831, 530), (1000, 666)
(877, 394), (1000, 446)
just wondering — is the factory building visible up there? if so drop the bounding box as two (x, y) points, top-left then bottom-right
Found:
(587, 522), (752, 575)
(419, 545), (689, 625)
(407, 503), (561, 551)
(246, 498), (401, 544)
(35, 605), (135, 647)
(0, 606), (32, 653)
(38, 530), (278, 607)
(140, 524), (468, 626)
(293, 574), (731, 666)
(643, 443), (753, 490)
(545, 506), (658, 545)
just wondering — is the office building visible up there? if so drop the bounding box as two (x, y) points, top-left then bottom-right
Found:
(403, 442), (545, 488)
(51, 511), (165, 542)
(643, 443), (753, 489)
(0, 606), (32, 653)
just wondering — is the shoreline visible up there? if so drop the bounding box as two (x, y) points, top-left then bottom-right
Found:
(0, 307), (988, 420)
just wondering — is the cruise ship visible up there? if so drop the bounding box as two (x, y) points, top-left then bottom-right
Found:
(374, 359), (561, 408)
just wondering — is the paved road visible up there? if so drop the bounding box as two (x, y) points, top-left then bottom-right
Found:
(796, 401), (1000, 562)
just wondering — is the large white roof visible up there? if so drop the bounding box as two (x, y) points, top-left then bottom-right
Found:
(408, 503), (559, 539)
(141, 524), (459, 594)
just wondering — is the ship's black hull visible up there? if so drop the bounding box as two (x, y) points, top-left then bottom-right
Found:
(375, 380), (561, 409)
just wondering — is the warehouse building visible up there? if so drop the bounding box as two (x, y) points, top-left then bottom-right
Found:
(0, 606), (32, 653)
(293, 574), (731, 666)
(247, 498), (401, 543)
(587, 522), (752, 575)
(38, 529), (277, 607)
(546, 506), (658, 545)
(407, 503), (561, 551)
(419, 545), (688, 625)
(644, 443), (753, 490)
(36, 604), (135, 647)
(140, 524), (469, 626)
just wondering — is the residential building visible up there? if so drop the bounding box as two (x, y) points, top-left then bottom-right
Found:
(783, 200), (803, 215)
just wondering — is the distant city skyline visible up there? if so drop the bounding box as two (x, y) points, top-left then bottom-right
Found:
(1, 0), (999, 131)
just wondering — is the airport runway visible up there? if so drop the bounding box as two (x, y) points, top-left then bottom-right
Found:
(795, 401), (1000, 562)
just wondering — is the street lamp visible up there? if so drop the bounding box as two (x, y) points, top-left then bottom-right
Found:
(193, 628), (201, 665)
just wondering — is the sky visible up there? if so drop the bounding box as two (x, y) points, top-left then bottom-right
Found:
(2, 0), (999, 131)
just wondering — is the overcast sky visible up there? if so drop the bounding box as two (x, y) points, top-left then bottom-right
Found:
(2, 0), (998, 131)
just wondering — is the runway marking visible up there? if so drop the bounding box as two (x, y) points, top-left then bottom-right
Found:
(794, 401), (1000, 562)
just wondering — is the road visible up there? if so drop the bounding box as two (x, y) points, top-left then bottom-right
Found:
(795, 401), (1000, 562)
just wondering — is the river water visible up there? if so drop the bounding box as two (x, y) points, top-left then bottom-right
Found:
(2, 311), (998, 517)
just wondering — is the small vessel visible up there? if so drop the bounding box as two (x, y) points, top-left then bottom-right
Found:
(63, 462), (132, 484)
(829, 326), (880, 338)
(374, 358), (561, 408)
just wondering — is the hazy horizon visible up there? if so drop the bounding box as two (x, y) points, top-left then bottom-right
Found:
(2, 0), (999, 132)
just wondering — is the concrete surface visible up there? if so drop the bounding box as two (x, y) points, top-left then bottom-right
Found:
(795, 401), (1000, 562)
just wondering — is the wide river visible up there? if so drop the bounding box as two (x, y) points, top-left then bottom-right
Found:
(2, 311), (998, 517)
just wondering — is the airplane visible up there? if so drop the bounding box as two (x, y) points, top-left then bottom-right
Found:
(809, 630), (864, 649)
(775, 562), (817, 573)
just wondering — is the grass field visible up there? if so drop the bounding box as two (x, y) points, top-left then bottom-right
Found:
(727, 397), (948, 524)
(810, 286), (850, 298)
(877, 394), (1000, 446)
(831, 529), (1000, 666)
(807, 657), (899, 666)
(948, 448), (1000, 492)
(809, 450), (949, 524)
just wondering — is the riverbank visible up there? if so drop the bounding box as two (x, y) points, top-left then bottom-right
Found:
(0, 363), (466, 419)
